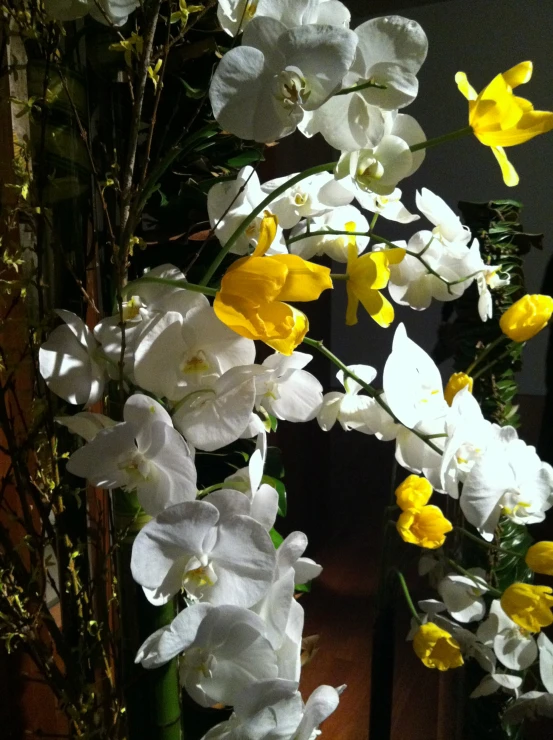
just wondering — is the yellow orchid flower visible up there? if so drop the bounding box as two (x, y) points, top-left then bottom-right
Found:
(345, 244), (405, 327)
(455, 61), (553, 186)
(214, 214), (332, 355)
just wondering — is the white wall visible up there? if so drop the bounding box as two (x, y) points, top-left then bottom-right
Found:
(331, 0), (553, 394)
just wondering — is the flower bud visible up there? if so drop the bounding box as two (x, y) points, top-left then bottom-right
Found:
(500, 583), (553, 633)
(444, 372), (473, 406)
(413, 623), (464, 670)
(499, 294), (553, 342)
(525, 541), (553, 576)
(395, 474), (432, 511)
(396, 505), (452, 549)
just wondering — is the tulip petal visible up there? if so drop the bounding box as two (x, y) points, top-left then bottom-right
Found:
(502, 61), (533, 89)
(491, 146), (519, 186)
(455, 71), (477, 101)
(271, 254), (333, 301)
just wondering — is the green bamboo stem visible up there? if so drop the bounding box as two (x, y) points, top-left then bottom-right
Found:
(113, 489), (182, 740)
(126, 275), (218, 296)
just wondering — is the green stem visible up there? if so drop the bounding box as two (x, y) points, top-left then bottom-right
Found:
(199, 162), (337, 286)
(330, 273), (348, 281)
(472, 346), (519, 381)
(393, 569), (422, 624)
(446, 557), (502, 597)
(334, 80), (387, 96)
(410, 126), (473, 153)
(455, 526), (522, 559)
(465, 334), (510, 375)
(370, 212), (379, 230)
(125, 275), (218, 297)
(303, 336), (443, 455)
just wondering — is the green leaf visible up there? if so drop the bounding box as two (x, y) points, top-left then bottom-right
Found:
(263, 476), (287, 517)
(270, 528), (284, 548)
(226, 150), (265, 168)
(179, 77), (205, 99)
(295, 582), (311, 593)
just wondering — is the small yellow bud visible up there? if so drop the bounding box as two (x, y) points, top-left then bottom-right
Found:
(444, 372), (473, 406)
(525, 541), (553, 576)
(500, 583), (553, 633)
(395, 474), (433, 512)
(499, 294), (553, 342)
(396, 505), (452, 549)
(413, 623), (464, 671)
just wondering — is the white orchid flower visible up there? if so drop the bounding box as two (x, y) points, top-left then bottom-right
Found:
(55, 412), (116, 442)
(209, 18), (358, 142)
(335, 113), (426, 197)
(253, 531), (321, 651)
(382, 231), (477, 311)
(415, 188), (472, 248)
(133, 304), (255, 401)
(290, 206), (369, 263)
(207, 167), (286, 255)
(224, 443), (279, 531)
(217, 0), (350, 37)
(383, 323), (448, 429)
(440, 387), (497, 498)
(44, 0), (138, 25)
(261, 171), (336, 229)
(461, 427), (553, 540)
(202, 678), (343, 740)
(476, 266), (510, 322)
(357, 188), (419, 224)
(131, 496), (276, 607)
(66, 395), (197, 516)
(39, 310), (106, 406)
(502, 691), (553, 724)
(470, 672), (522, 699)
(395, 418), (446, 491)
(136, 603), (279, 708)
(317, 364), (377, 433)
(477, 599), (538, 671)
(172, 365), (258, 451)
(437, 568), (489, 623)
(303, 16), (427, 151)
(538, 632), (553, 693)
(254, 351), (323, 423)
(95, 264), (207, 379)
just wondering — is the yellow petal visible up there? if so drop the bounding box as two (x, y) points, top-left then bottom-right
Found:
(270, 254), (333, 302)
(264, 305), (309, 355)
(355, 287), (395, 328)
(252, 212), (279, 257)
(386, 247), (406, 265)
(455, 71), (477, 101)
(345, 283), (359, 326)
(213, 293), (264, 340)
(491, 146), (519, 186)
(220, 255), (288, 304)
(477, 109), (553, 146)
(502, 61), (533, 89)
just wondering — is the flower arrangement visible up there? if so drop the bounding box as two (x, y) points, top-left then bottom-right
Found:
(1, 1), (553, 738)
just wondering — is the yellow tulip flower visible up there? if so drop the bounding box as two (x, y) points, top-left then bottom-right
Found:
(345, 244), (405, 327)
(499, 294), (553, 342)
(444, 372), (473, 406)
(396, 505), (452, 549)
(501, 583), (553, 633)
(214, 214), (332, 355)
(413, 623), (464, 671)
(455, 61), (553, 186)
(395, 474), (433, 512)
(525, 541), (553, 576)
